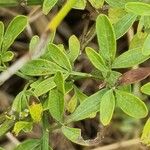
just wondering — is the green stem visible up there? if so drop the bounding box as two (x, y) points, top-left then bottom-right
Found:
(70, 71), (103, 80)
(41, 113), (50, 150)
(70, 71), (93, 78)
(0, 0), (43, 7)
(48, 0), (77, 31)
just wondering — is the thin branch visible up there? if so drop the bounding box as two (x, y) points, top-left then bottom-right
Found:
(6, 132), (20, 146)
(92, 138), (140, 150)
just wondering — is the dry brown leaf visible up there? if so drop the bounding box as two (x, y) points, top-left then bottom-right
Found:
(117, 67), (150, 86)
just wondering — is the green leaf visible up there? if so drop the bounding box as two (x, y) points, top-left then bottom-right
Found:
(108, 8), (127, 24)
(29, 103), (43, 123)
(129, 32), (147, 49)
(12, 91), (28, 112)
(30, 79), (43, 88)
(62, 126), (90, 146)
(74, 86), (97, 119)
(32, 74), (69, 97)
(42, 0), (58, 15)
(125, 2), (150, 16)
(29, 35), (39, 52)
(141, 119), (150, 146)
(21, 59), (65, 76)
(54, 71), (65, 94)
(143, 16), (150, 30)
(32, 77), (56, 96)
(48, 44), (72, 71)
(74, 86), (87, 103)
(1, 51), (14, 62)
(68, 35), (80, 63)
(118, 85), (131, 93)
(105, 0), (124, 8)
(96, 14), (116, 61)
(0, 21), (4, 49)
(65, 82), (73, 94)
(114, 13), (137, 39)
(106, 0), (126, 8)
(85, 47), (108, 73)
(0, 119), (15, 137)
(15, 139), (40, 150)
(112, 47), (150, 68)
(100, 89), (115, 126)
(0, 147), (4, 150)
(73, 0), (86, 9)
(106, 71), (121, 87)
(137, 16), (145, 33)
(48, 88), (64, 122)
(67, 94), (78, 113)
(142, 34), (150, 55)
(66, 89), (107, 123)
(115, 90), (148, 118)
(41, 114), (50, 150)
(141, 82), (150, 95)
(13, 121), (33, 135)
(88, 0), (104, 9)
(2, 15), (28, 51)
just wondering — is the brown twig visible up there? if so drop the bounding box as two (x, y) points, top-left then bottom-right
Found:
(6, 132), (20, 146)
(92, 138), (140, 150)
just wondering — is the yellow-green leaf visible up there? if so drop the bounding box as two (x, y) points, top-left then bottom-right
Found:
(141, 119), (150, 146)
(1, 51), (14, 62)
(42, 0), (58, 15)
(141, 82), (150, 95)
(108, 8), (127, 24)
(29, 103), (43, 122)
(67, 94), (78, 113)
(73, 0), (86, 9)
(0, 21), (4, 49)
(29, 35), (39, 52)
(13, 121), (33, 135)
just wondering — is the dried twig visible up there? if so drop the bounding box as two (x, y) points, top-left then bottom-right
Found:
(6, 132), (20, 146)
(92, 138), (140, 150)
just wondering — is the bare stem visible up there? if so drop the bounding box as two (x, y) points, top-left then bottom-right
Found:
(91, 138), (140, 150)
(6, 132), (20, 146)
